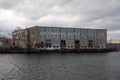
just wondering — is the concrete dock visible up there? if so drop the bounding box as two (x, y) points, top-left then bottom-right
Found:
(0, 48), (118, 53)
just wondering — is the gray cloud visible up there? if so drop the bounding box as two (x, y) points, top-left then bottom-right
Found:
(0, 0), (22, 9)
(0, 0), (120, 39)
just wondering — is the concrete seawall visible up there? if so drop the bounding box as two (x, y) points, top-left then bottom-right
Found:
(0, 48), (119, 53)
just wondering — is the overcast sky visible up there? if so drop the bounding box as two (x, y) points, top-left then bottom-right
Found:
(0, 0), (120, 40)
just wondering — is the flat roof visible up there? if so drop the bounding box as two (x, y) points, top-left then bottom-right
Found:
(13, 25), (107, 33)
(33, 25), (107, 30)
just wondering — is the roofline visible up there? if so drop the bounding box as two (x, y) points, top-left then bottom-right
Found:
(34, 25), (107, 30)
(12, 25), (107, 33)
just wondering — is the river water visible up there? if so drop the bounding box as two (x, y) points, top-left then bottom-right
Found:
(0, 52), (120, 80)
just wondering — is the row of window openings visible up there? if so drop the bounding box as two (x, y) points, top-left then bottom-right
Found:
(35, 40), (103, 48)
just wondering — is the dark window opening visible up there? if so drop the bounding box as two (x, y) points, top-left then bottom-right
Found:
(45, 40), (51, 48)
(60, 40), (66, 49)
(88, 40), (93, 48)
(41, 41), (44, 48)
(75, 40), (80, 49)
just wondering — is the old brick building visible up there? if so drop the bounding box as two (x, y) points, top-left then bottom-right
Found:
(12, 26), (107, 49)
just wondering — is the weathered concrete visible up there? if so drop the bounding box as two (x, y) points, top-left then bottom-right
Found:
(0, 48), (118, 53)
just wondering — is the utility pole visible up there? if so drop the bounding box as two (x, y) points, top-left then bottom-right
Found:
(59, 28), (61, 53)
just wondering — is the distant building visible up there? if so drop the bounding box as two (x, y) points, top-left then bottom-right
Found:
(107, 40), (120, 49)
(0, 37), (11, 49)
(12, 26), (107, 49)
(107, 40), (120, 44)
